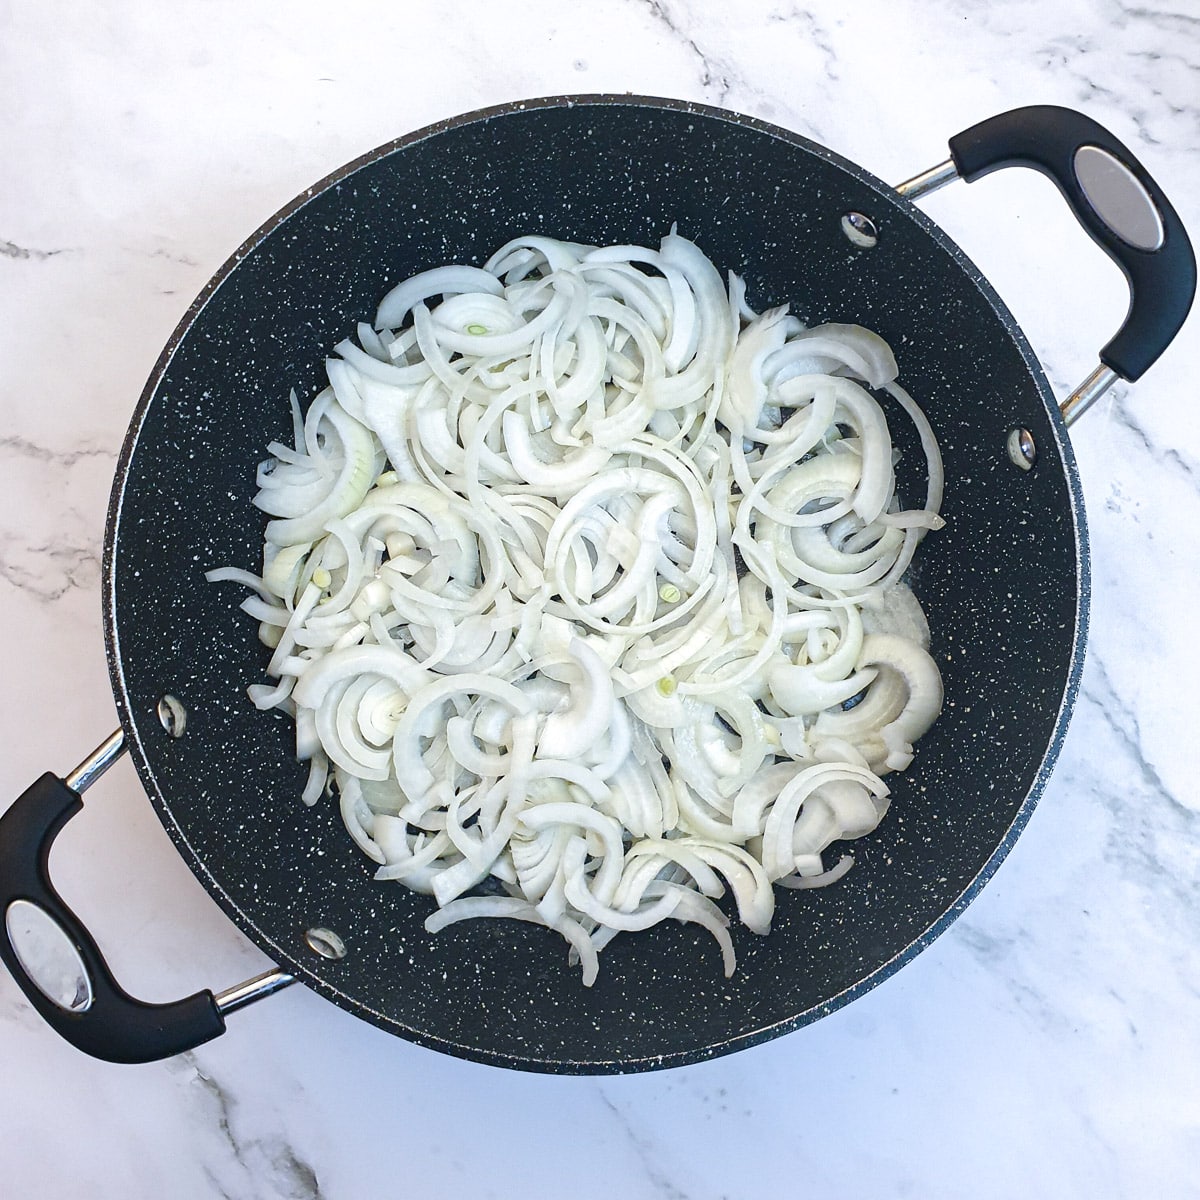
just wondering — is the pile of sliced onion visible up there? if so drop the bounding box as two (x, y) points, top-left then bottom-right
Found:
(209, 231), (945, 984)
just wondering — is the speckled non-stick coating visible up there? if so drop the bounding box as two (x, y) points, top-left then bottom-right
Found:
(103, 96), (1087, 1073)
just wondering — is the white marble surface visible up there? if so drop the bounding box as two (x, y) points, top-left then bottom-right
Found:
(2, 2), (1198, 1196)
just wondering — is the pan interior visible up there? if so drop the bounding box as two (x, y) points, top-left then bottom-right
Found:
(105, 96), (1084, 1072)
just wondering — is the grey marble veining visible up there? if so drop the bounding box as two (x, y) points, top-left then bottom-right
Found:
(1, 1), (1198, 1197)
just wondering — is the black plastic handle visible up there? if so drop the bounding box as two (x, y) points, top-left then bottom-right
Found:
(0, 771), (226, 1063)
(948, 104), (1196, 381)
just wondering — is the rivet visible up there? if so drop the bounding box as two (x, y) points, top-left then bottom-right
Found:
(305, 927), (347, 960)
(156, 694), (188, 738)
(841, 212), (879, 249)
(1006, 427), (1037, 470)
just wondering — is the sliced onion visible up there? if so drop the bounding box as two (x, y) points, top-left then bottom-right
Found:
(215, 230), (945, 988)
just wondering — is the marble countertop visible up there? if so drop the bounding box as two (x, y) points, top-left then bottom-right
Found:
(2, 2), (1198, 1197)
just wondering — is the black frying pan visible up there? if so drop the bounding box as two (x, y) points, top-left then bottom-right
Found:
(1, 97), (1193, 1072)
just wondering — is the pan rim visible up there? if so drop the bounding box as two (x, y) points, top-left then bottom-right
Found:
(101, 92), (1090, 1073)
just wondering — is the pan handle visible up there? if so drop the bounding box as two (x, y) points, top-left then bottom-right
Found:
(0, 732), (293, 1063)
(898, 105), (1196, 396)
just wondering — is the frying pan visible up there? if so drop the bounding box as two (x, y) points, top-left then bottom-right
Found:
(0, 96), (1193, 1072)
